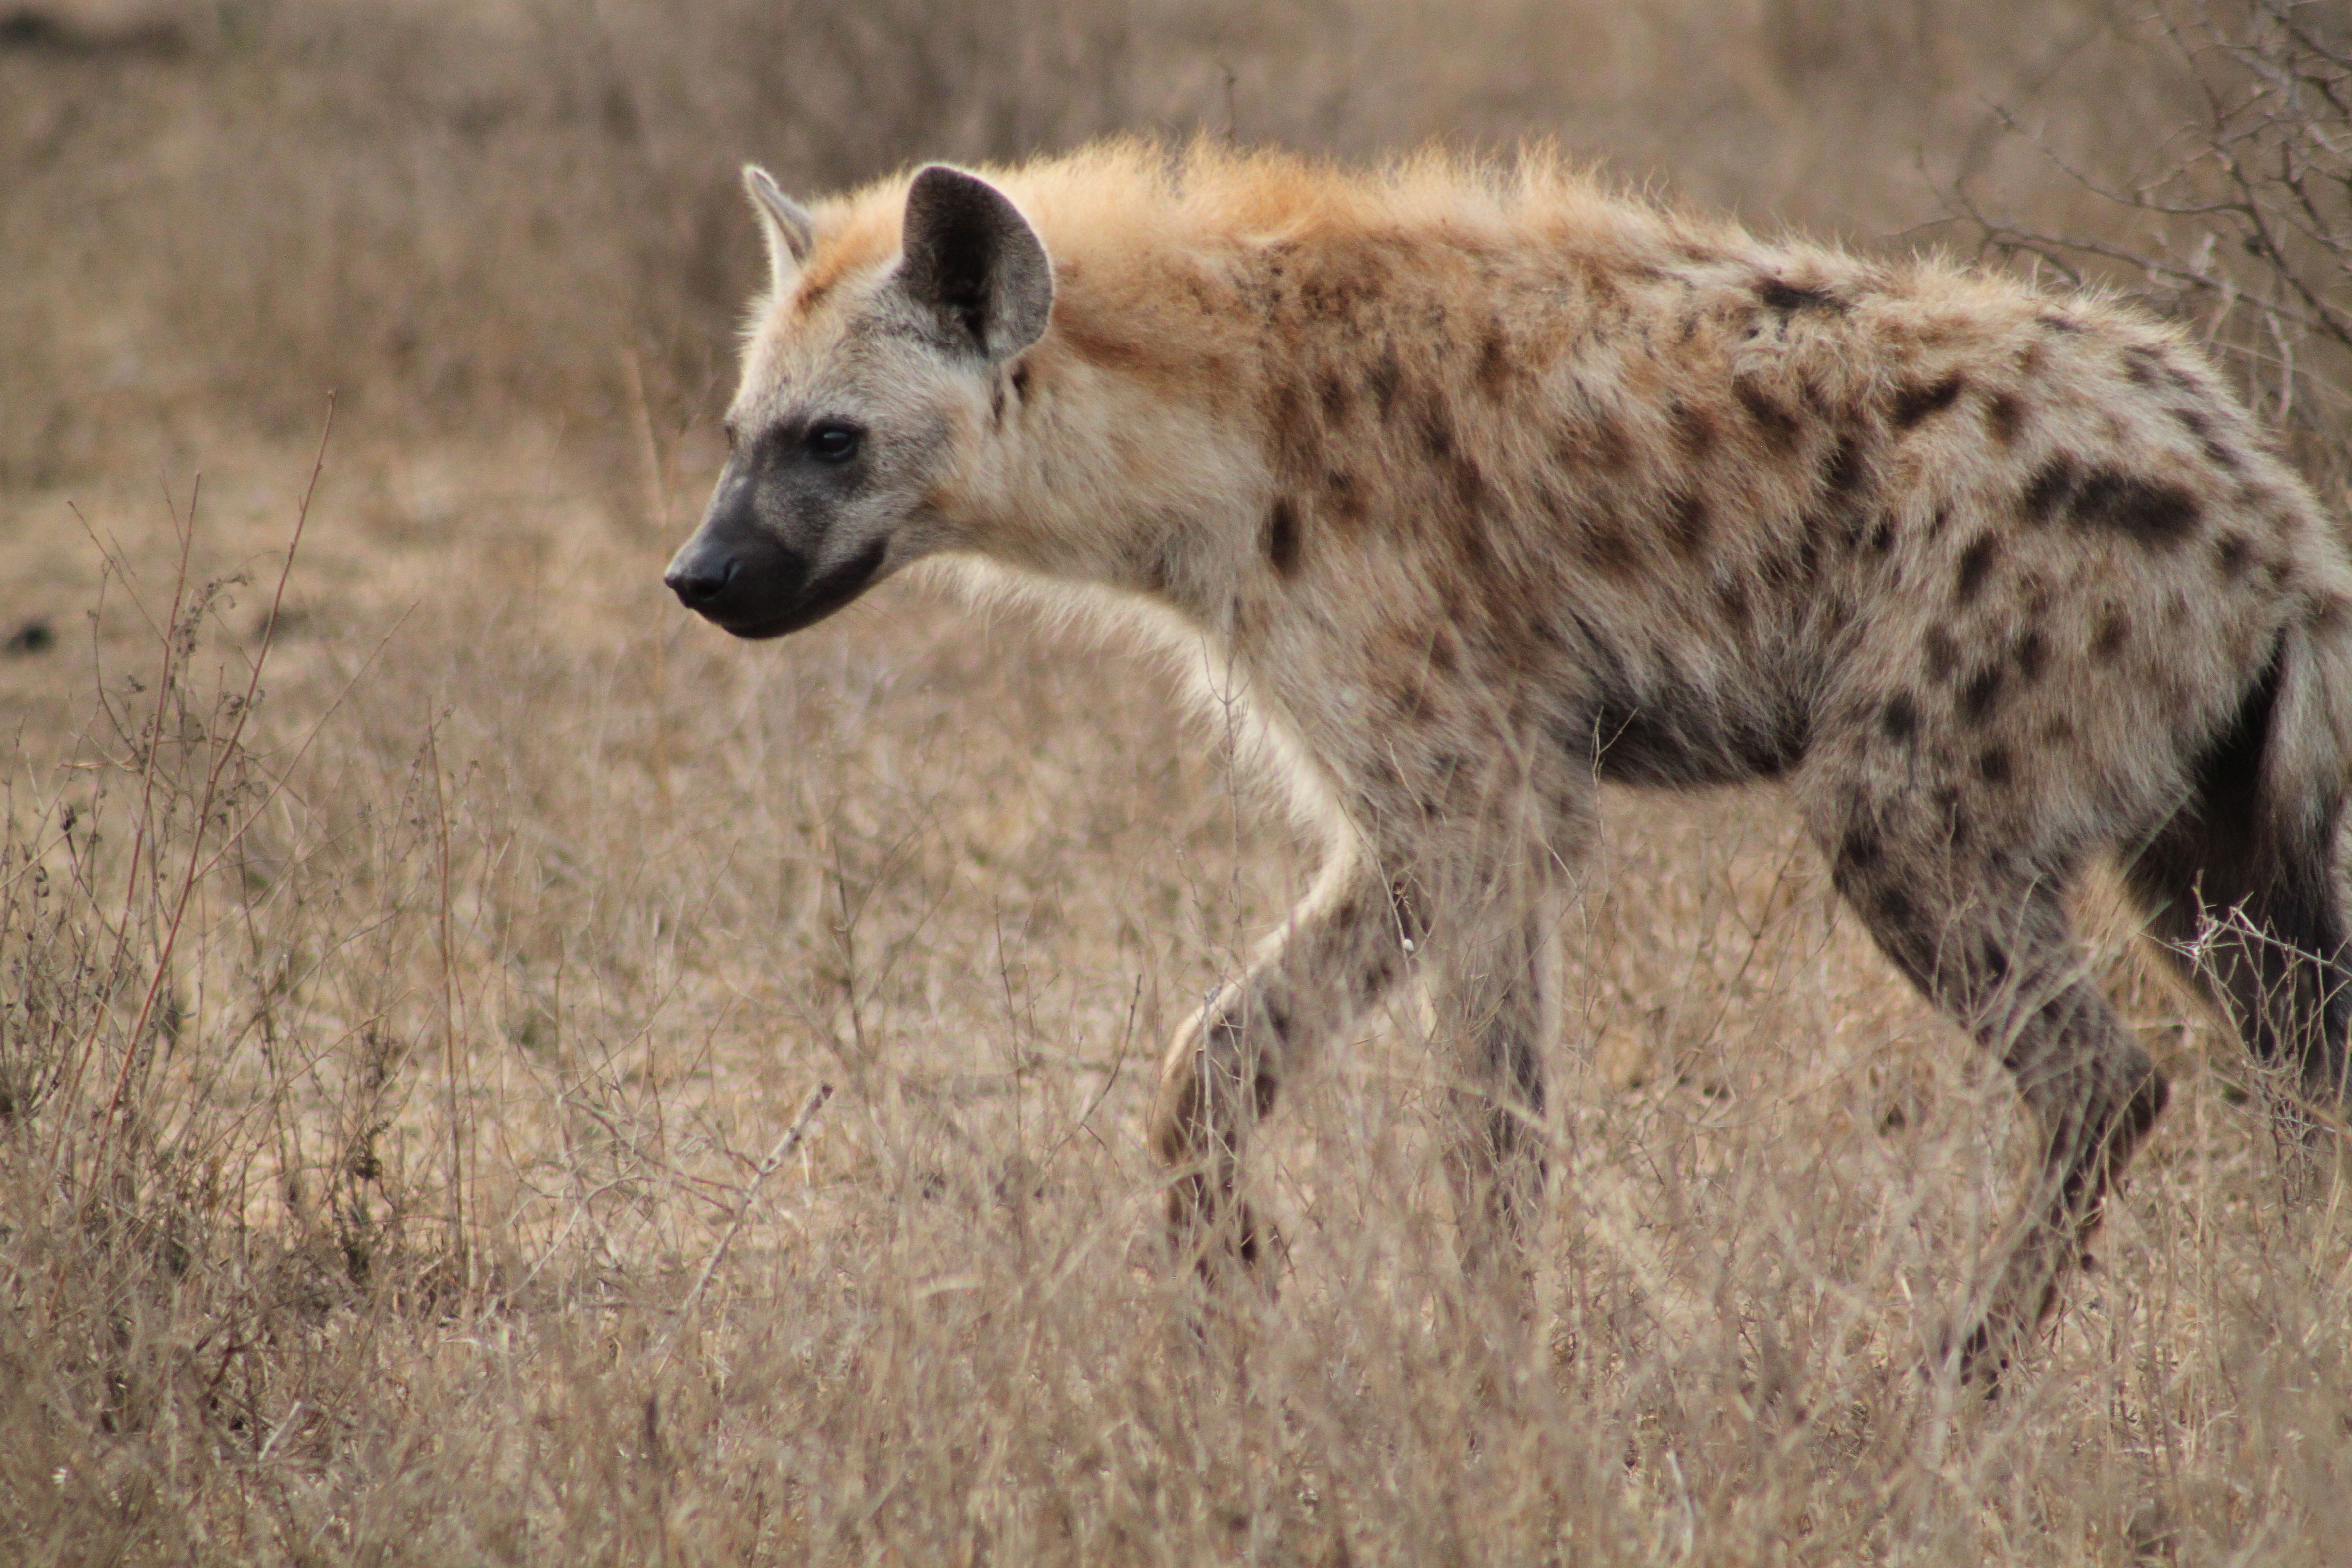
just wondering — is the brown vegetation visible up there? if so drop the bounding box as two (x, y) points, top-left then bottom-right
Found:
(1, 1), (2348, 1561)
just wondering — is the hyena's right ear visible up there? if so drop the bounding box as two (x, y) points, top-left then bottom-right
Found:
(743, 165), (816, 289)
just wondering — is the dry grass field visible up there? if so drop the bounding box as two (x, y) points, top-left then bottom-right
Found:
(3, 2), (2350, 1562)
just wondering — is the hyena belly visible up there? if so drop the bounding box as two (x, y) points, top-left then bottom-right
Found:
(671, 147), (2352, 1377)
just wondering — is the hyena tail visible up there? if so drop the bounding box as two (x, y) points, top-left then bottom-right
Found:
(2123, 613), (2352, 1115)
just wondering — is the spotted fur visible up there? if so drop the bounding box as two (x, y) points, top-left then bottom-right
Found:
(667, 141), (2352, 1378)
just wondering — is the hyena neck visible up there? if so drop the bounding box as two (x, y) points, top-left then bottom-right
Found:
(963, 326), (1266, 635)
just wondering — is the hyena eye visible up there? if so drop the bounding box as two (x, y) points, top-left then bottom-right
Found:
(806, 422), (863, 463)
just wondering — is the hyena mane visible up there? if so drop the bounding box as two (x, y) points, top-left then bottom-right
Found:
(666, 139), (2352, 1381)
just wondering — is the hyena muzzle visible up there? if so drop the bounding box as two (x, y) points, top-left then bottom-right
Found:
(665, 145), (2352, 1380)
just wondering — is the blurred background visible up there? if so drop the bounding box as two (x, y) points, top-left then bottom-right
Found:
(7, 0), (2341, 490)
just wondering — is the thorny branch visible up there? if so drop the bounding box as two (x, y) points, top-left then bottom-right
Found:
(1952, 2), (2351, 409)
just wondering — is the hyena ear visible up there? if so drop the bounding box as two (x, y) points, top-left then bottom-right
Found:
(743, 165), (816, 287)
(896, 165), (1053, 361)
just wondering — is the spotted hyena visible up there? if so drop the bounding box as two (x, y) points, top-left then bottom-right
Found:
(665, 143), (2352, 1376)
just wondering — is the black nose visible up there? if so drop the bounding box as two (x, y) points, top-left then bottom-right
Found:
(664, 557), (737, 609)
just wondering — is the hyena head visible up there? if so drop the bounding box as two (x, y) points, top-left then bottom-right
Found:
(664, 164), (1053, 637)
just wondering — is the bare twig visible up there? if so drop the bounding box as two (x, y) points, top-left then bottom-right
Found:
(83, 398), (335, 1176)
(656, 1080), (833, 1370)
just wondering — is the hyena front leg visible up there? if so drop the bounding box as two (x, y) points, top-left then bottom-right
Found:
(1148, 853), (1416, 1278)
(1816, 785), (2167, 1384)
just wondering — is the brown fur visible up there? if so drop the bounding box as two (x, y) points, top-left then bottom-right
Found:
(668, 140), (2352, 1379)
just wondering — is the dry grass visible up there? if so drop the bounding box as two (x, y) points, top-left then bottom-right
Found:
(4, 1), (2351, 1562)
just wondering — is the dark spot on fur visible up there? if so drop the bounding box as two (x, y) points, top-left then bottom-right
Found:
(1977, 746), (2013, 785)
(2014, 629), (2048, 683)
(1591, 412), (1632, 472)
(1758, 277), (1848, 314)
(1925, 626), (1960, 682)
(1318, 371), (1352, 422)
(1751, 705), (1814, 776)
(2091, 603), (2130, 662)
(1447, 449), (1493, 521)
(1959, 662), (2005, 721)
(2123, 350), (2160, 389)
(1449, 510), (1505, 594)
(1671, 398), (1717, 456)
(1010, 363), (1030, 400)
(1266, 498), (1302, 577)
(2168, 405), (2240, 471)
(1476, 326), (1513, 400)
(1580, 523), (1640, 578)
(1421, 402), (1456, 461)
(1735, 379), (1802, 452)
(2069, 468), (2201, 548)
(1882, 691), (1919, 742)
(1563, 407), (1633, 474)
(1867, 516), (1896, 555)
(1324, 468), (1365, 526)
(1985, 392), (2027, 448)
(1715, 579), (1752, 630)
(1132, 539), (1175, 595)
(2214, 533), (2253, 581)
(1878, 885), (1921, 935)
(1979, 937), (2010, 983)
(2038, 311), (2087, 335)
(1954, 534), (2001, 604)
(1840, 824), (1883, 872)
(1370, 350), (1402, 420)
(1892, 374), (1964, 429)
(2023, 455), (2078, 523)
(1822, 433), (1868, 499)
(1666, 491), (1710, 557)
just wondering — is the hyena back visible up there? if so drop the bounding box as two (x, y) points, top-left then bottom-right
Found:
(666, 143), (2352, 1376)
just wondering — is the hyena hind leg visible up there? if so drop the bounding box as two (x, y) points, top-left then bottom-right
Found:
(1147, 856), (1415, 1282)
(1433, 909), (1552, 1290)
(2118, 640), (2352, 1193)
(1822, 806), (2167, 1385)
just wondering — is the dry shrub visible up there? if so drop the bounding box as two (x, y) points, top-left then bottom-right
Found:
(1956, 0), (2352, 494)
